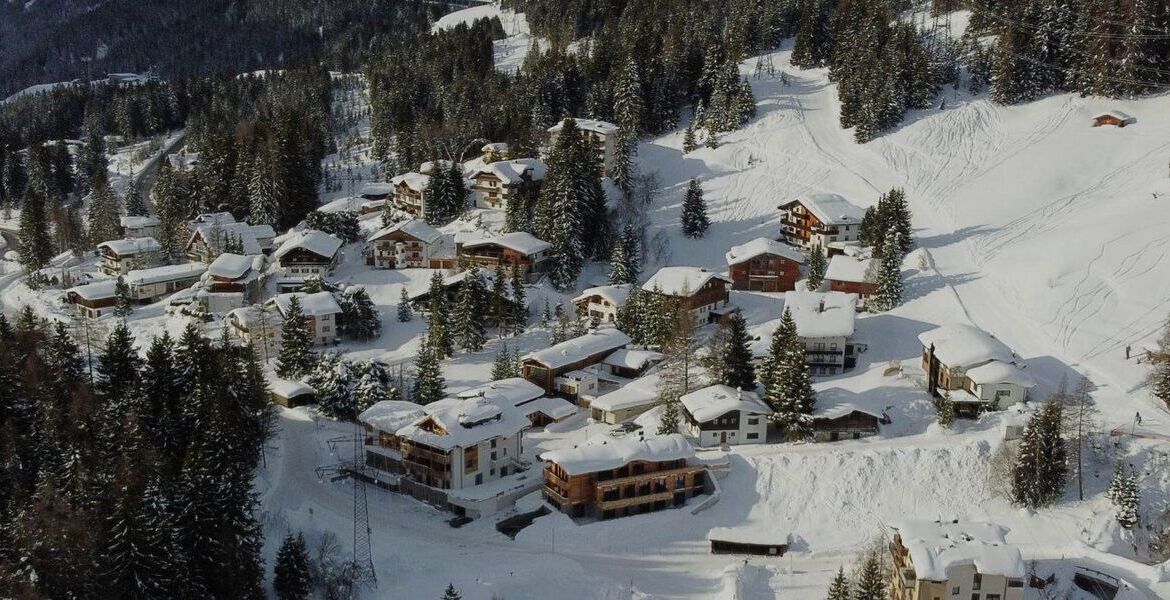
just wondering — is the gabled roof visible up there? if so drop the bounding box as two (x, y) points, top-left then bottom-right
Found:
(1095, 110), (1132, 121)
(522, 328), (631, 370)
(189, 222), (273, 255)
(917, 324), (1019, 369)
(188, 212), (236, 228)
(125, 263), (207, 286)
(539, 433), (695, 476)
(472, 158), (547, 184)
(390, 172), (430, 192)
(589, 373), (661, 412)
(783, 290), (857, 338)
(359, 400), (427, 434)
(120, 215), (160, 228)
(274, 230), (343, 261)
(359, 182), (394, 197)
(642, 267), (731, 297)
(780, 193), (866, 225)
(572, 284), (633, 307)
(891, 520), (1025, 581)
(67, 279), (118, 301)
(456, 377), (544, 407)
(825, 255), (876, 284)
(461, 232), (551, 256)
(679, 384), (773, 422)
(367, 218), (443, 244)
(98, 237), (161, 256)
(396, 396), (529, 450)
(548, 117), (620, 136)
(268, 291), (341, 318)
(207, 253), (261, 279)
(965, 361), (1035, 388)
(814, 403), (883, 421)
(725, 238), (805, 266)
(602, 348), (663, 370)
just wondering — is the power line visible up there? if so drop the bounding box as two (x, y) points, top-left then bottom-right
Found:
(964, 0), (1170, 39)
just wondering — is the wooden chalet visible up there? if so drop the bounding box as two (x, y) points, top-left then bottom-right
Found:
(641, 266), (731, 323)
(520, 329), (631, 400)
(66, 280), (119, 319)
(1092, 111), (1132, 128)
(390, 172), (430, 216)
(724, 237), (805, 292)
(778, 193), (865, 252)
(541, 434), (708, 520)
(812, 405), (882, 442)
(97, 237), (162, 276)
(708, 527), (790, 556)
(457, 232), (552, 279)
(825, 254), (877, 306)
(468, 158), (546, 209)
(365, 219), (445, 269)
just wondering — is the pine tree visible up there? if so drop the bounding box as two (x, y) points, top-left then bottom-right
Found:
(87, 181), (123, 245)
(682, 121), (697, 153)
(441, 583), (462, 600)
(397, 286), (413, 322)
(273, 533), (312, 600)
(18, 186), (55, 272)
(338, 286), (382, 341)
(791, 0), (834, 68)
(657, 399), (680, 435)
(1012, 398), (1068, 508)
(806, 244), (827, 291)
(306, 354), (354, 419)
(720, 312), (757, 391)
(538, 118), (606, 289)
(883, 188), (913, 255)
(763, 308), (815, 441)
(276, 296), (315, 379)
(249, 146), (284, 228)
(1151, 319), (1170, 409)
(680, 178), (709, 238)
(114, 275), (133, 318)
(491, 345), (518, 380)
(124, 181), (148, 217)
(937, 395), (955, 428)
(826, 566), (851, 600)
(489, 264), (510, 332)
(1107, 462), (1140, 529)
(858, 206), (880, 248)
(853, 548), (886, 600)
(509, 270), (528, 335)
(870, 232), (904, 312)
(454, 268), (488, 352)
(426, 272), (454, 359)
(412, 339), (446, 404)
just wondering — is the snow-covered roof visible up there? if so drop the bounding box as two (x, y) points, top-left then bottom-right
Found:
(270, 378), (315, 399)
(917, 324), (1019, 369)
(274, 230), (343, 260)
(456, 377), (544, 407)
(522, 328), (631, 370)
(965, 361), (1036, 388)
(514, 396), (577, 421)
(462, 231), (551, 256)
(602, 348), (663, 370)
(783, 290), (857, 338)
(642, 266), (730, 297)
(97, 237), (161, 256)
(68, 279), (118, 301)
(367, 218), (443, 244)
(268, 291), (342, 318)
(825, 255), (876, 284)
(207, 253), (259, 279)
(892, 520), (1025, 581)
(1095, 110), (1132, 121)
(317, 196), (364, 213)
(680, 384), (773, 422)
(191, 222), (273, 255)
(125, 262), (207, 286)
(725, 238), (805, 266)
(359, 400), (427, 434)
(573, 284), (632, 307)
(360, 182), (395, 197)
(472, 158), (548, 184)
(540, 433), (695, 476)
(189, 212), (236, 227)
(390, 172), (430, 192)
(814, 402), (883, 421)
(589, 373), (661, 412)
(482, 142), (510, 153)
(120, 215), (160, 228)
(548, 117), (620, 136)
(396, 396), (529, 451)
(783, 193), (865, 225)
(707, 527), (791, 546)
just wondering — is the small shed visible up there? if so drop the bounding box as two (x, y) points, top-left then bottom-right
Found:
(708, 527), (790, 556)
(812, 405), (882, 442)
(1092, 111), (1132, 128)
(270, 378), (315, 408)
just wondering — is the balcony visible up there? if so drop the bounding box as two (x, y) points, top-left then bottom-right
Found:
(596, 490), (676, 511)
(594, 465), (700, 490)
(543, 484), (570, 505)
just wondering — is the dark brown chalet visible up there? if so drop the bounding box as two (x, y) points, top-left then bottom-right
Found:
(457, 232), (552, 280)
(541, 435), (708, 520)
(641, 266), (732, 323)
(812, 406), (882, 442)
(364, 219), (445, 269)
(778, 193), (865, 252)
(724, 237), (805, 292)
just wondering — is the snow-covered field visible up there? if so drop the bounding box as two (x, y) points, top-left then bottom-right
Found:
(4, 9), (1170, 598)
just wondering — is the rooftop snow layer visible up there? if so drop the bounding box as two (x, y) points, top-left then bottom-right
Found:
(917, 324), (1019, 368)
(783, 193), (866, 225)
(540, 433), (695, 476)
(573, 284), (633, 307)
(390, 172), (430, 192)
(207, 253), (258, 279)
(814, 402), (883, 421)
(462, 231), (551, 256)
(602, 348), (663, 370)
(892, 520), (1025, 581)
(642, 266), (730, 297)
(965, 361), (1036, 387)
(589, 373), (661, 412)
(522, 328), (631, 369)
(268, 291), (341, 317)
(514, 395), (577, 420)
(825, 255), (875, 283)
(360, 182), (395, 196)
(473, 158), (547, 184)
(679, 384), (773, 423)
(706, 527), (791, 546)
(98, 237), (161, 256)
(456, 377), (544, 406)
(548, 117), (619, 136)
(68, 279), (118, 301)
(119, 215), (160, 228)
(125, 262), (207, 286)
(274, 229), (342, 260)
(725, 237), (805, 266)
(396, 396), (528, 451)
(269, 378), (315, 399)
(367, 218), (443, 244)
(783, 290), (858, 338)
(359, 400), (427, 433)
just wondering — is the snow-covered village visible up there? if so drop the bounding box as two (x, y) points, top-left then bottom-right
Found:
(1, 1), (1170, 599)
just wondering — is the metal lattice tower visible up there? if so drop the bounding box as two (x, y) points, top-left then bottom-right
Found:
(350, 420), (376, 589)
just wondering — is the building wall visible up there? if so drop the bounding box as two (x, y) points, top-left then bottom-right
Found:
(394, 184), (425, 216)
(801, 334), (849, 374)
(829, 279), (876, 300)
(729, 255), (801, 292)
(781, 202), (860, 249)
(369, 232), (433, 268)
(684, 409), (769, 446)
(973, 381), (1028, 409)
(543, 458), (706, 520)
(577, 297), (620, 323)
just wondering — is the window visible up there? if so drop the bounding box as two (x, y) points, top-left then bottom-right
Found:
(972, 573), (982, 591)
(747, 418), (759, 425)
(322, 325), (331, 333)
(475, 473), (483, 485)
(951, 586), (959, 596)
(746, 432), (759, 440)
(490, 439), (497, 448)
(491, 451), (497, 461)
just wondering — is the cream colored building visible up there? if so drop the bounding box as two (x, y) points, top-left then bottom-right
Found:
(889, 520), (1026, 600)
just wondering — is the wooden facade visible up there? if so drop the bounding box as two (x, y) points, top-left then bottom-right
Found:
(728, 253), (801, 292)
(828, 278), (877, 300)
(400, 437), (453, 489)
(366, 229), (434, 268)
(812, 410), (880, 442)
(543, 459), (706, 520)
(522, 351), (615, 398)
(457, 242), (548, 277)
(1092, 113), (1130, 128)
(394, 180), (425, 215)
